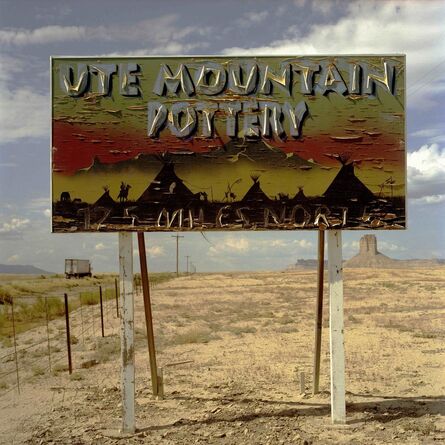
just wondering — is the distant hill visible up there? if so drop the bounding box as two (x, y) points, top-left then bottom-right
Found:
(0, 264), (53, 275)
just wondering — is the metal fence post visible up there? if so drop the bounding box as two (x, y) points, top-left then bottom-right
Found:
(64, 293), (73, 374)
(99, 286), (105, 337)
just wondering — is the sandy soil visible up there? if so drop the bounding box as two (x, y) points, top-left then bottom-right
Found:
(0, 268), (444, 444)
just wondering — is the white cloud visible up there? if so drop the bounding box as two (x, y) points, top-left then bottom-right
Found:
(43, 209), (51, 218)
(0, 54), (49, 143)
(29, 198), (51, 209)
(94, 243), (107, 251)
(0, 217), (30, 239)
(235, 11), (269, 27)
(409, 128), (443, 140)
(270, 239), (286, 247)
(410, 194), (445, 205)
(7, 254), (20, 264)
(103, 41), (209, 57)
(344, 240), (360, 250)
(293, 239), (313, 249)
(0, 25), (88, 45)
(208, 236), (315, 258)
(0, 16), (211, 144)
(408, 143), (445, 204)
(0, 89), (48, 142)
(209, 236), (250, 255)
(378, 241), (407, 252)
(147, 245), (165, 257)
(223, 1), (445, 106)
(0, 15), (209, 47)
(310, 0), (335, 16)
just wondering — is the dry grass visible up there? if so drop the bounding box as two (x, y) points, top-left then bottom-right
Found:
(0, 272), (175, 343)
(1, 268), (444, 445)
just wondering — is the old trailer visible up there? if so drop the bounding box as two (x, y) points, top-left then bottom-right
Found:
(65, 259), (92, 278)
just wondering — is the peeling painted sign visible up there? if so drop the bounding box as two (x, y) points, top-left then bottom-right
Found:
(51, 55), (406, 232)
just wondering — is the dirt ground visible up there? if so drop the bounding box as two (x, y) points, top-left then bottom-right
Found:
(0, 268), (444, 444)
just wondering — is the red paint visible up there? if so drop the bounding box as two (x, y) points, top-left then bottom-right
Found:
(53, 121), (404, 174)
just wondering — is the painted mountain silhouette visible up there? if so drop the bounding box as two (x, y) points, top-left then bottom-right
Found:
(201, 139), (315, 169)
(82, 139), (318, 173)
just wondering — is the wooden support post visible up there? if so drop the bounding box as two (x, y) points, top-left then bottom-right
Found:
(327, 230), (346, 424)
(119, 232), (135, 434)
(313, 229), (325, 395)
(137, 232), (159, 397)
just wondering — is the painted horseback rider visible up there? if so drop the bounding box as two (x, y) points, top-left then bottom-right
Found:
(117, 181), (131, 202)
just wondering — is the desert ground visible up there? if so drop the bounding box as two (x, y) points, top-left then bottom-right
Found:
(0, 268), (444, 444)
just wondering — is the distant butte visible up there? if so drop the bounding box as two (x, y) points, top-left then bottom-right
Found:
(344, 235), (443, 268)
(288, 235), (444, 270)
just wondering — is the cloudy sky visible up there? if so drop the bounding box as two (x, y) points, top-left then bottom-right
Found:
(0, 0), (444, 273)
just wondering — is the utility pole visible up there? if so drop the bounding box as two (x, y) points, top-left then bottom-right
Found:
(171, 233), (184, 276)
(185, 255), (190, 274)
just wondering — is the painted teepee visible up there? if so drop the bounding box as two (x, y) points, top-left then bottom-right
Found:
(137, 162), (195, 205)
(241, 175), (272, 205)
(323, 156), (375, 203)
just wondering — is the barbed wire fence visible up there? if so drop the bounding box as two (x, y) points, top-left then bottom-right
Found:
(0, 278), (147, 402)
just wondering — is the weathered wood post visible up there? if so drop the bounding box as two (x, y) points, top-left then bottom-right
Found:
(327, 230), (346, 424)
(137, 232), (159, 397)
(119, 232), (135, 434)
(313, 229), (325, 394)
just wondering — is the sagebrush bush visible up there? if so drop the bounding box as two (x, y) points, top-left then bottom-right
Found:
(0, 286), (13, 305)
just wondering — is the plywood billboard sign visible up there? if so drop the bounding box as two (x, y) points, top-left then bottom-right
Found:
(51, 55), (405, 232)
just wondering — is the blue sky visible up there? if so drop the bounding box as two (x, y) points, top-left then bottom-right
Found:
(0, 0), (444, 273)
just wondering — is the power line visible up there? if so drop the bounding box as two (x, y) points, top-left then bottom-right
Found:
(407, 58), (445, 97)
(171, 233), (184, 276)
